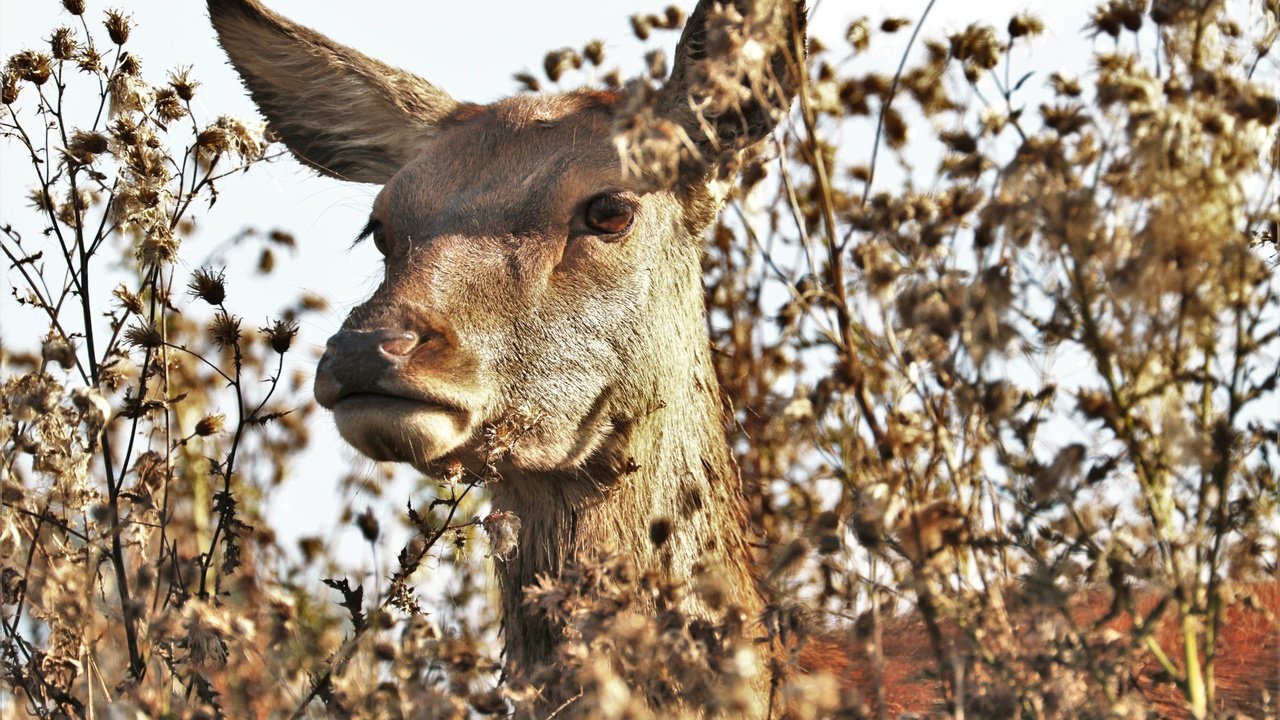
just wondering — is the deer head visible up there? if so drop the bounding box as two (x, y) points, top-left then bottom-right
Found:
(209, 0), (803, 474)
(209, 0), (806, 703)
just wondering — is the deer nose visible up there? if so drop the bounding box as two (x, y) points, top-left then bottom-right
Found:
(379, 330), (419, 357)
(314, 329), (421, 408)
(324, 328), (419, 358)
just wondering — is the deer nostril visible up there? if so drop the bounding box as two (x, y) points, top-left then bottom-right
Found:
(378, 331), (419, 357)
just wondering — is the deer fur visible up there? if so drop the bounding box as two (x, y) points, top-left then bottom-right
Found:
(208, 0), (806, 712)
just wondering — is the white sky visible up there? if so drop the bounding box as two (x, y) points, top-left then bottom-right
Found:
(0, 0), (1108, 572)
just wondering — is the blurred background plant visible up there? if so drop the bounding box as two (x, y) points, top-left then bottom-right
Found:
(1, 1), (1277, 719)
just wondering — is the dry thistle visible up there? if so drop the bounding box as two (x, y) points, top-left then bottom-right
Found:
(208, 310), (242, 348)
(8, 51), (53, 86)
(41, 335), (77, 369)
(75, 44), (103, 73)
(61, 0), (85, 14)
(356, 508), (380, 543)
(136, 223), (178, 265)
(1, 72), (18, 104)
(108, 64), (153, 116)
(1008, 13), (1044, 39)
(195, 414), (225, 437)
(123, 323), (163, 349)
(513, 72), (540, 92)
(168, 66), (198, 101)
(644, 49), (667, 80)
(881, 17), (911, 33)
(846, 18), (871, 53)
(104, 10), (131, 45)
(483, 511), (522, 561)
(112, 284), (145, 315)
(261, 318), (298, 354)
(66, 130), (109, 164)
(153, 88), (186, 123)
(543, 48), (582, 83)
(187, 267), (227, 306)
(630, 13), (653, 41)
(49, 27), (78, 60)
(583, 39), (605, 66)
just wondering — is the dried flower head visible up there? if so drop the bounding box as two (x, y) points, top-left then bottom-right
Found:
(61, 0), (85, 14)
(1008, 12), (1044, 39)
(195, 414), (225, 437)
(881, 17), (911, 33)
(583, 39), (605, 67)
(483, 510), (521, 560)
(1050, 71), (1083, 97)
(1, 71), (18, 104)
(26, 187), (53, 212)
(261, 318), (298, 354)
(187, 267), (227, 306)
(104, 10), (131, 45)
(847, 17), (871, 52)
(112, 284), (145, 315)
(153, 88), (185, 123)
(66, 130), (109, 164)
(123, 323), (163, 349)
(136, 222), (178, 265)
(644, 49), (667, 80)
(209, 310), (242, 349)
(355, 508), (380, 543)
(168, 66), (198, 101)
(513, 72), (540, 92)
(630, 13), (653, 41)
(49, 27), (78, 60)
(196, 116), (265, 162)
(76, 44), (102, 73)
(108, 66), (153, 117)
(41, 334), (77, 369)
(8, 51), (53, 86)
(543, 48), (582, 83)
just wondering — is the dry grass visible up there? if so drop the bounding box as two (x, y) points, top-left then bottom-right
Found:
(2, 1), (1277, 718)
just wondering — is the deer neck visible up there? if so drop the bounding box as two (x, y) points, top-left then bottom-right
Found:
(486, 349), (763, 672)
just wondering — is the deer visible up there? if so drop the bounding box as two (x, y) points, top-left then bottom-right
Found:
(207, 0), (808, 714)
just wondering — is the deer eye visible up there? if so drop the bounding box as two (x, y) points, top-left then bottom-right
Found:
(358, 219), (388, 255)
(583, 194), (635, 236)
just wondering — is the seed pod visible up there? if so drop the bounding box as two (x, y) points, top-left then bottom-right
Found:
(104, 10), (131, 45)
(195, 414), (225, 437)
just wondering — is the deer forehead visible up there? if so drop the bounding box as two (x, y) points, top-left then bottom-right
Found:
(374, 94), (630, 238)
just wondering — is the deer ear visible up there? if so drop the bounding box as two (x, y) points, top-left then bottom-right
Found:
(207, 0), (458, 184)
(659, 0), (806, 172)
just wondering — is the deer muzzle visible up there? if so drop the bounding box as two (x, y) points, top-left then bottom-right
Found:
(313, 328), (422, 409)
(313, 326), (476, 466)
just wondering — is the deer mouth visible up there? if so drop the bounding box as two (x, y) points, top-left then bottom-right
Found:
(329, 392), (472, 465)
(332, 391), (453, 411)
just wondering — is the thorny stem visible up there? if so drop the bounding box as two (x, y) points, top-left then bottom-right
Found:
(289, 477), (482, 719)
(789, 6), (889, 457)
(196, 333), (244, 600)
(52, 58), (150, 681)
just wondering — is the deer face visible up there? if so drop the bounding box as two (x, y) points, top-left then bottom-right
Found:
(315, 97), (688, 470)
(208, 0), (804, 474)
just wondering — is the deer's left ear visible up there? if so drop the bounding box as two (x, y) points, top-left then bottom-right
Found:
(658, 0), (807, 173)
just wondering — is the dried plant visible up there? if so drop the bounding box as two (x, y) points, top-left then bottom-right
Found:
(3, 1), (1278, 720)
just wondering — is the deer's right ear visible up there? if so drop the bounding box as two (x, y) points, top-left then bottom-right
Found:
(656, 0), (807, 177)
(207, 0), (458, 184)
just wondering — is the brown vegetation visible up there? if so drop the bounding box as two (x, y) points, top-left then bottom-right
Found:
(1, 0), (1276, 718)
